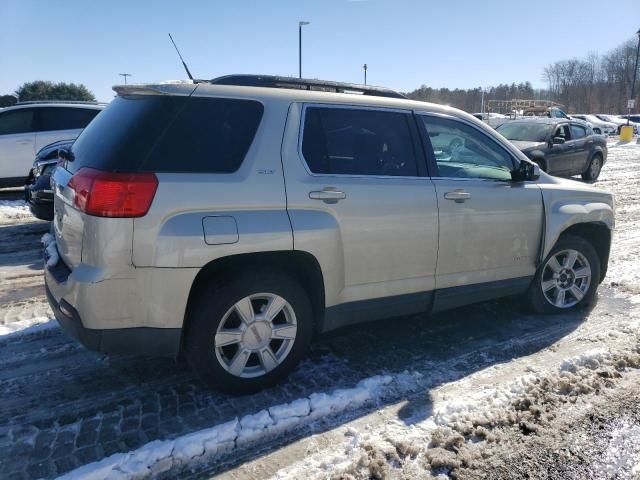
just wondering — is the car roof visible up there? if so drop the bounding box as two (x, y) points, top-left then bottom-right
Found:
(500, 117), (565, 125)
(113, 81), (472, 118)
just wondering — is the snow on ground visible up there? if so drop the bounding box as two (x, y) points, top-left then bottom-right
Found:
(0, 199), (31, 222)
(58, 376), (397, 479)
(0, 317), (57, 339)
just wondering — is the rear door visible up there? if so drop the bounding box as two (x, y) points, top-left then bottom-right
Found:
(35, 107), (100, 151)
(0, 108), (37, 181)
(282, 103), (439, 308)
(417, 113), (543, 299)
(569, 123), (590, 173)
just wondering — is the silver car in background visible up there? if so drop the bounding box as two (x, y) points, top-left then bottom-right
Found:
(571, 114), (617, 135)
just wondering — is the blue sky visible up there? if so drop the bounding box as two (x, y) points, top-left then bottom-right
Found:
(1, 0), (639, 102)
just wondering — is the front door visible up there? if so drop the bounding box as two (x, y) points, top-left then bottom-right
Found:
(417, 113), (544, 296)
(547, 123), (573, 175)
(282, 103), (439, 310)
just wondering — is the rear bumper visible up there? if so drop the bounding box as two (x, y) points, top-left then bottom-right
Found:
(46, 282), (181, 357)
(44, 246), (187, 357)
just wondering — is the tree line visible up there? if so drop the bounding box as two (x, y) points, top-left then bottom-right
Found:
(406, 36), (639, 115)
(3, 36), (638, 113)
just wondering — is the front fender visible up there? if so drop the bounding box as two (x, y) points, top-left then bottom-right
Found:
(541, 185), (614, 260)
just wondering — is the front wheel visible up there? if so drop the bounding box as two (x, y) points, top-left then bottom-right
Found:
(526, 235), (600, 314)
(185, 271), (313, 394)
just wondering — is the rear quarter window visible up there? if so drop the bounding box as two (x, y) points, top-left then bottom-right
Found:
(144, 97), (264, 173)
(69, 95), (263, 174)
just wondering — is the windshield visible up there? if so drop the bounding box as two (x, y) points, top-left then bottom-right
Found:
(496, 122), (551, 142)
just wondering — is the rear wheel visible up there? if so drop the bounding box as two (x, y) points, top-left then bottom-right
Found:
(185, 271), (313, 394)
(527, 235), (600, 313)
(582, 153), (602, 182)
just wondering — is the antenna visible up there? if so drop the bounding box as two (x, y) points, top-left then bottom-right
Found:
(168, 33), (194, 81)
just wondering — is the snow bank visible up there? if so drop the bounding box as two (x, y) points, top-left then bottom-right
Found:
(0, 317), (57, 341)
(0, 200), (31, 221)
(58, 374), (400, 479)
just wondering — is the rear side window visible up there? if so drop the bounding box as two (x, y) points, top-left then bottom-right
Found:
(0, 109), (35, 135)
(37, 107), (100, 132)
(570, 124), (587, 139)
(69, 95), (263, 174)
(301, 106), (418, 177)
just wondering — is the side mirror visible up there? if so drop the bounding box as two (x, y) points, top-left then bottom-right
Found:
(512, 160), (540, 182)
(552, 137), (565, 145)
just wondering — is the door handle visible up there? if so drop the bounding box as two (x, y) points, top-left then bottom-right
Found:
(309, 188), (346, 204)
(16, 139), (33, 145)
(444, 189), (471, 203)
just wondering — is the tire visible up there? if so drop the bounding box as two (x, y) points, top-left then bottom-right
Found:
(526, 235), (600, 314)
(582, 153), (602, 182)
(185, 271), (313, 394)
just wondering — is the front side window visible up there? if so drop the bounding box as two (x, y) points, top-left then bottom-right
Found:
(554, 124), (571, 140)
(0, 109), (35, 135)
(301, 106), (418, 177)
(570, 124), (587, 139)
(38, 107), (100, 132)
(497, 122), (551, 142)
(420, 115), (514, 181)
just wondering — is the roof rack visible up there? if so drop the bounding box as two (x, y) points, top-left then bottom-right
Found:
(208, 74), (407, 99)
(15, 100), (107, 106)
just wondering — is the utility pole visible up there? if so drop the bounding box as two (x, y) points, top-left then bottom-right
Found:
(119, 73), (132, 85)
(628, 28), (640, 126)
(363, 64), (367, 85)
(298, 21), (310, 78)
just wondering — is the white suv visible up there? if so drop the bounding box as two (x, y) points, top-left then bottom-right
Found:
(0, 102), (103, 187)
(46, 75), (615, 393)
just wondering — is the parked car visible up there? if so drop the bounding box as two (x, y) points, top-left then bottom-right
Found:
(571, 114), (617, 135)
(618, 114), (640, 124)
(595, 114), (638, 134)
(46, 75), (614, 393)
(24, 139), (73, 221)
(497, 118), (607, 181)
(0, 101), (103, 188)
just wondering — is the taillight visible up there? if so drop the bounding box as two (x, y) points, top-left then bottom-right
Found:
(67, 168), (158, 218)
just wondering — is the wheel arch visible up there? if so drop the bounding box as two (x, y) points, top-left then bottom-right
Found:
(182, 250), (326, 351)
(556, 222), (611, 283)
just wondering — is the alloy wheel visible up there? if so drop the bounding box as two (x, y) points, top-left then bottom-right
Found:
(541, 249), (592, 308)
(214, 293), (297, 378)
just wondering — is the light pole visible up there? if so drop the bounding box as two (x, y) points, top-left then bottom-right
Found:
(363, 64), (367, 85)
(119, 73), (132, 85)
(298, 21), (310, 78)
(628, 28), (640, 126)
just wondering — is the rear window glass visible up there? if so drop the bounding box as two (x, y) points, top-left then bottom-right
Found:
(69, 95), (263, 174)
(38, 107), (101, 132)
